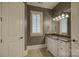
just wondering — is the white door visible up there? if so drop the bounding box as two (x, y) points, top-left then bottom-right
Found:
(0, 3), (3, 57)
(2, 2), (25, 57)
(71, 2), (79, 57)
(0, 16), (2, 57)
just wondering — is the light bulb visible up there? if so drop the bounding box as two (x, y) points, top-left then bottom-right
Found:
(66, 14), (69, 18)
(53, 18), (55, 21)
(58, 16), (61, 20)
(56, 19), (59, 21)
(56, 17), (60, 21)
(62, 14), (65, 17)
(56, 17), (58, 19)
(58, 16), (60, 18)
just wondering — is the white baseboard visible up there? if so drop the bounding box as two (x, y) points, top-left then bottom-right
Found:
(24, 44), (46, 56)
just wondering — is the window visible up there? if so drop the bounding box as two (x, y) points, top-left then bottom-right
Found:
(30, 11), (43, 36)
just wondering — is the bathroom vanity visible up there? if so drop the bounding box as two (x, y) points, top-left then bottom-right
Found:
(45, 34), (71, 57)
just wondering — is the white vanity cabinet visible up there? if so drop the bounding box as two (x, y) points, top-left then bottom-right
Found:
(46, 36), (58, 56)
(46, 36), (70, 57)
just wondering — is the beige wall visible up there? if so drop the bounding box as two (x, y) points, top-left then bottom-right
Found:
(71, 2), (79, 56)
(71, 3), (79, 38)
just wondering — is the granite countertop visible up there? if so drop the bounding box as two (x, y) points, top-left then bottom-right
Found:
(45, 33), (71, 42)
(45, 33), (71, 38)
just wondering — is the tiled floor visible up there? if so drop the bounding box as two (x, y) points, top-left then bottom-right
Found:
(26, 48), (53, 57)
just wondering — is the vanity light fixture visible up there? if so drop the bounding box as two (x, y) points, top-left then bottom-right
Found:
(53, 17), (60, 21)
(52, 13), (69, 21)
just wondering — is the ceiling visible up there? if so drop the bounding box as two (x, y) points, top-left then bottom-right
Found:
(27, 2), (59, 9)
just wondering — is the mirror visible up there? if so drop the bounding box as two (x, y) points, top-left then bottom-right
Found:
(59, 15), (68, 35)
(52, 13), (69, 35)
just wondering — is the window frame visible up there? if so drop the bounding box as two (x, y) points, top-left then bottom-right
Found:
(30, 10), (43, 36)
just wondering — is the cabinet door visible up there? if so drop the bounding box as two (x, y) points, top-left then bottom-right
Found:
(47, 37), (53, 52)
(58, 41), (65, 57)
(51, 38), (58, 57)
(58, 40), (70, 57)
(47, 37), (58, 56)
(64, 42), (70, 57)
